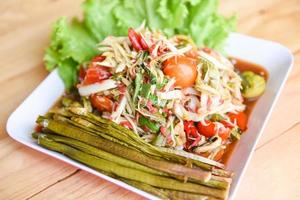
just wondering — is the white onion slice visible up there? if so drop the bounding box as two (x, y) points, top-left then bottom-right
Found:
(111, 96), (127, 123)
(78, 79), (117, 96)
(157, 90), (182, 100)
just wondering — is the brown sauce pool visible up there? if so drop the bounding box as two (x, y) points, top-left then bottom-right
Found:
(221, 58), (268, 164)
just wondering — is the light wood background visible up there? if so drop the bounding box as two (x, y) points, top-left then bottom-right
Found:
(0, 0), (300, 199)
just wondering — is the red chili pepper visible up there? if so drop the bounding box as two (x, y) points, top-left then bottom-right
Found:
(92, 55), (106, 62)
(128, 28), (148, 51)
(79, 66), (86, 82)
(139, 35), (149, 50)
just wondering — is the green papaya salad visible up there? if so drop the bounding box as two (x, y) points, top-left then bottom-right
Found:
(75, 25), (266, 161)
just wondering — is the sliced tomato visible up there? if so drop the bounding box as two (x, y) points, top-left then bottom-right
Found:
(90, 95), (113, 112)
(227, 112), (248, 131)
(197, 120), (216, 138)
(163, 56), (198, 88)
(184, 121), (198, 138)
(82, 66), (111, 85)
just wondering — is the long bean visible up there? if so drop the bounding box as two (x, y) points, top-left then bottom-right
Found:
(38, 135), (227, 199)
(37, 116), (212, 182)
(69, 107), (218, 170)
(43, 133), (166, 176)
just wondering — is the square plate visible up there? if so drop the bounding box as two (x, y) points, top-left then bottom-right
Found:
(6, 33), (293, 200)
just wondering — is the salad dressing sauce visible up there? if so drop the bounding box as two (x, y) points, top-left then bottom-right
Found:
(222, 58), (268, 164)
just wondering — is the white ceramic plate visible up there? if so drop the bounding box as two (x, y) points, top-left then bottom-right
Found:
(6, 33), (293, 200)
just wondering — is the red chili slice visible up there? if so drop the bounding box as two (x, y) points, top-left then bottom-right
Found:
(128, 28), (148, 51)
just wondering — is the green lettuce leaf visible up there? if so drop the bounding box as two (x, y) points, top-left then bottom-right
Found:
(83, 0), (120, 41)
(44, 0), (236, 89)
(44, 17), (98, 89)
(50, 17), (98, 63)
(57, 58), (79, 90)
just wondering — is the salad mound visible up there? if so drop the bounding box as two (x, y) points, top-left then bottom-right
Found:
(76, 25), (258, 162)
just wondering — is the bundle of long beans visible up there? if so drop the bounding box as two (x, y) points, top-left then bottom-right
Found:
(33, 98), (233, 200)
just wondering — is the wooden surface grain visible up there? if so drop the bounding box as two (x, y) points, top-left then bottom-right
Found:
(0, 0), (299, 199)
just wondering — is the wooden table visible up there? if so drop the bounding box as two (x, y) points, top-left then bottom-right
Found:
(1, 0), (300, 199)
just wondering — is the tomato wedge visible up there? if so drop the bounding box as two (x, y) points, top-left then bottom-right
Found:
(197, 120), (229, 139)
(197, 120), (216, 138)
(163, 56), (198, 88)
(90, 95), (113, 112)
(184, 121), (199, 138)
(227, 112), (248, 131)
(82, 66), (111, 85)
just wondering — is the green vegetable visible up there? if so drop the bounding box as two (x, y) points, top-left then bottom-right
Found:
(241, 71), (266, 99)
(139, 83), (152, 98)
(230, 127), (241, 140)
(49, 104), (229, 174)
(38, 135), (227, 199)
(45, 0), (235, 89)
(41, 133), (165, 176)
(133, 73), (142, 102)
(36, 116), (212, 182)
(156, 78), (168, 90)
(209, 114), (224, 122)
(148, 94), (158, 105)
(67, 106), (228, 172)
(152, 133), (166, 147)
(139, 116), (160, 133)
(140, 64), (157, 84)
(44, 18), (98, 89)
(123, 179), (220, 200)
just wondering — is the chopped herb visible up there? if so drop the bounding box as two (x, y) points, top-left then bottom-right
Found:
(138, 116), (160, 133)
(140, 83), (152, 98)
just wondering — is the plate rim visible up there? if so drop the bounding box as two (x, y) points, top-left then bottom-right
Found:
(6, 32), (294, 200)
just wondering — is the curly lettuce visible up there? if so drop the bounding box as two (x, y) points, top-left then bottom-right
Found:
(44, 0), (236, 89)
